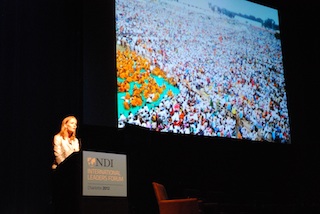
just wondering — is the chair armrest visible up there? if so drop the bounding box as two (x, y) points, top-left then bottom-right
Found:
(158, 198), (200, 214)
(160, 198), (198, 203)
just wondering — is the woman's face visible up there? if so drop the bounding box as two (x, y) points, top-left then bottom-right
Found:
(65, 118), (77, 133)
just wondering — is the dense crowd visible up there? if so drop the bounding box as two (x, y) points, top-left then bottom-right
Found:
(116, 0), (290, 143)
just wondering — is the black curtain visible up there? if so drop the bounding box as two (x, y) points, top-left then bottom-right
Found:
(1, 0), (82, 213)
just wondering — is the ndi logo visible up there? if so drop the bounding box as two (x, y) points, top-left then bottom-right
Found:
(87, 157), (114, 167)
(87, 157), (96, 167)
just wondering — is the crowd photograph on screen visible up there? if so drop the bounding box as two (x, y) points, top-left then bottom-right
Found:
(116, 0), (291, 144)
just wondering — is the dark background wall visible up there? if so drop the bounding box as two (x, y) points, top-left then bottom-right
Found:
(1, 0), (319, 213)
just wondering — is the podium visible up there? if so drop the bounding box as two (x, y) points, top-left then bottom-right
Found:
(52, 151), (128, 214)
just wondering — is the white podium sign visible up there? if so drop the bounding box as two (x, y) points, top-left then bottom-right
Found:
(82, 150), (127, 197)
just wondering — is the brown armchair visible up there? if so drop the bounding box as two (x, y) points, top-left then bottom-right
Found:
(152, 182), (201, 214)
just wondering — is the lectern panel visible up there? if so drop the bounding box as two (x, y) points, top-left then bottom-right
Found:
(82, 150), (127, 197)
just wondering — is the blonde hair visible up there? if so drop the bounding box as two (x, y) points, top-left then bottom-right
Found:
(59, 115), (77, 140)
